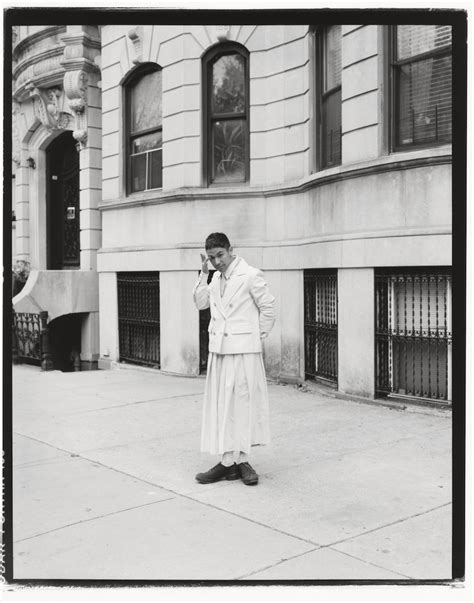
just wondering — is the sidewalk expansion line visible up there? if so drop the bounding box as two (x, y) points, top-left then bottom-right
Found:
(13, 434), (328, 550)
(13, 496), (178, 544)
(326, 501), (452, 549)
(13, 434), (453, 560)
(262, 424), (452, 477)
(235, 545), (413, 581)
(67, 391), (205, 415)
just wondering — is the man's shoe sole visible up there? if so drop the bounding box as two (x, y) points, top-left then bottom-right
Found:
(242, 477), (258, 486)
(196, 472), (240, 484)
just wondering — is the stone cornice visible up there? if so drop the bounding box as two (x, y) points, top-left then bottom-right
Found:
(13, 26), (66, 61)
(99, 151), (452, 212)
(97, 226), (452, 256)
(13, 46), (64, 81)
(13, 46), (65, 100)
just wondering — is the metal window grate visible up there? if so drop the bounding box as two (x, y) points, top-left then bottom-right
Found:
(375, 270), (452, 403)
(304, 270), (338, 384)
(117, 272), (160, 368)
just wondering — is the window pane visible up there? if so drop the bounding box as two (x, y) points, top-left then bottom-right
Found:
(212, 54), (245, 115)
(321, 88), (342, 168)
(149, 149), (162, 189)
(211, 119), (245, 183)
(131, 153), (146, 192)
(132, 130), (162, 154)
(131, 69), (162, 133)
(324, 25), (342, 92)
(397, 25), (452, 60)
(397, 55), (452, 145)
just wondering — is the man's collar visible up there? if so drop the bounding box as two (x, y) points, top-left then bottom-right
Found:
(222, 255), (240, 280)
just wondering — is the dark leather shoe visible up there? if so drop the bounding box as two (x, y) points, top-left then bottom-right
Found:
(195, 462), (240, 484)
(238, 462), (259, 485)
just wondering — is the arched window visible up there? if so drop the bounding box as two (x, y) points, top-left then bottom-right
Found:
(202, 43), (249, 185)
(125, 63), (162, 194)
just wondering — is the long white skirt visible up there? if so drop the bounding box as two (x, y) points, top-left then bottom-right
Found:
(200, 352), (270, 455)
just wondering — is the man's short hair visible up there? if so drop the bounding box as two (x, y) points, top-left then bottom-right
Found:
(205, 232), (231, 250)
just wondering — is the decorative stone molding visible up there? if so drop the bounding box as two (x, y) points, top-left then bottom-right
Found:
(60, 27), (101, 73)
(128, 26), (143, 64)
(215, 25), (231, 42)
(12, 26), (18, 51)
(12, 101), (21, 166)
(63, 70), (89, 148)
(27, 84), (72, 131)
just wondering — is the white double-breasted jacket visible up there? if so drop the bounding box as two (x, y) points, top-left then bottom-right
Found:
(193, 257), (276, 354)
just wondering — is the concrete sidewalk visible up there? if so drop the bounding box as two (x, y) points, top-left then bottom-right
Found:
(11, 364), (452, 581)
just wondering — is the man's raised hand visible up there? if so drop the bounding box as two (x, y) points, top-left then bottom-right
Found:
(200, 253), (209, 274)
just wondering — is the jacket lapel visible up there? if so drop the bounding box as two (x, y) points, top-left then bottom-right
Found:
(211, 275), (227, 317)
(222, 259), (248, 307)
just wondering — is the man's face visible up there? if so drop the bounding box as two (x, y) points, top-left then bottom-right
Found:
(206, 246), (234, 273)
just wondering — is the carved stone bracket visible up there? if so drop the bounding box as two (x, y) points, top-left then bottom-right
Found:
(128, 26), (143, 64)
(63, 70), (89, 148)
(27, 84), (72, 131)
(215, 25), (231, 42)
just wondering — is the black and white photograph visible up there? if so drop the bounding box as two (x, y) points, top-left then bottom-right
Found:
(3, 1), (469, 594)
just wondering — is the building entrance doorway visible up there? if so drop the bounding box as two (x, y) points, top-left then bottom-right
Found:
(46, 131), (80, 269)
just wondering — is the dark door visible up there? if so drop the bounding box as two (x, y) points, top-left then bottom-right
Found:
(47, 131), (80, 269)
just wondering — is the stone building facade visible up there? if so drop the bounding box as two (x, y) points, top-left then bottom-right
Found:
(12, 23), (453, 403)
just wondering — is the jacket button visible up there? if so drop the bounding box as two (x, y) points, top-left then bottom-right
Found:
(224, 333), (228, 336)
(229, 303), (233, 308)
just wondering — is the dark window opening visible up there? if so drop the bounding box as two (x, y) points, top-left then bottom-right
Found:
(304, 269), (338, 385)
(118, 272), (160, 368)
(375, 268), (452, 404)
(318, 25), (342, 169)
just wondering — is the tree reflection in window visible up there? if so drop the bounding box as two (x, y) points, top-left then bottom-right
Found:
(204, 45), (249, 185)
(126, 65), (163, 194)
(212, 54), (245, 115)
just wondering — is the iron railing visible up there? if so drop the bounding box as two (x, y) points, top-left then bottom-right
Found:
(12, 308), (53, 370)
(304, 270), (338, 384)
(117, 272), (160, 368)
(375, 270), (452, 403)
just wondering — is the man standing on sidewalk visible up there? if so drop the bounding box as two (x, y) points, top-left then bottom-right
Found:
(193, 232), (276, 486)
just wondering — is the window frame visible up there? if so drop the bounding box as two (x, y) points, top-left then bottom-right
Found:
(390, 25), (452, 152)
(316, 25), (342, 171)
(202, 42), (250, 187)
(123, 62), (163, 196)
